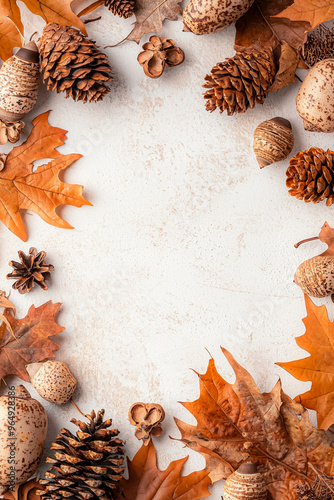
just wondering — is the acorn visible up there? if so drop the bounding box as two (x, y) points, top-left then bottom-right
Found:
(296, 59), (334, 132)
(223, 463), (267, 500)
(27, 360), (77, 405)
(0, 41), (40, 142)
(183, 0), (255, 35)
(253, 117), (294, 168)
(294, 222), (334, 301)
(0, 386), (47, 491)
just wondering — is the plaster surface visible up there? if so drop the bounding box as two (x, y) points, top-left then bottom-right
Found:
(1, 6), (332, 498)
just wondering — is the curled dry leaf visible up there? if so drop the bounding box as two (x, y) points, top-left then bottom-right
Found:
(122, 0), (182, 44)
(277, 294), (334, 431)
(274, 0), (334, 32)
(0, 111), (91, 241)
(0, 301), (64, 382)
(174, 348), (334, 500)
(116, 440), (212, 500)
(269, 42), (300, 92)
(129, 402), (165, 444)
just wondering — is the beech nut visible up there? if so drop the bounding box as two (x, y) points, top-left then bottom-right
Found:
(253, 117), (294, 168)
(128, 402), (165, 445)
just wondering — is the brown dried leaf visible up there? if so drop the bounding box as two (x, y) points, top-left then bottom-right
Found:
(123, 0), (182, 44)
(0, 301), (64, 382)
(269, 42), (300, 92)
(116, 440), (212, 500)
(0, 0), (23, 35)
(21, 0), (87, 34)
(235, 0), (308, 52)
(174, 348), (334, 500)
(274, 0), (334, 31)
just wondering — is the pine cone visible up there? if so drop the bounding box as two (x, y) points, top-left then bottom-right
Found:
(138, 36), (184, 78)
(39, 23), (113, 103)
(203, 49), (276, 115)
(286, 147), (334, 206)
(7, 247), (54, 294)
(38, 409), (125, 500)
(105, 0), (135, 18)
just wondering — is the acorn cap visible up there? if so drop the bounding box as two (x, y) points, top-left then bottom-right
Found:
(15, 41), (39, 64)
(237, 462), (258, 474)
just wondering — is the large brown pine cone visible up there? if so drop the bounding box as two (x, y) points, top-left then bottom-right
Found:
(203, 49), (276, 115)
(38, 409), (125, 499)
(286, 147), (334, 206)
(39, 23), (113, 103)
(105, 0), (135, 18)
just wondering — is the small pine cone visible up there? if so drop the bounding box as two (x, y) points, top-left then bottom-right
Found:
(286, 147), (334, 206)
(203, 49), (276, 115)
(38, 409), (125, 500)
(105, 0), (135, 18)
(39, 23), (113, 103)
(7, 247), (54, 294)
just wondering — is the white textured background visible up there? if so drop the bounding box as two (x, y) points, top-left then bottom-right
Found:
(2, 5), (334, 498)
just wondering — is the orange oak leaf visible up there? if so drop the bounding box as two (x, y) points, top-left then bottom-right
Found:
(274, 0), (334, 31)
(0, 16), (23, 60)
(0, 111), (91, 241)
(116, 440), (212, 500)
(123, 0), (182, 44)
(277, 294), (334, 431)
(0, 0), (23, 35)
(0, 301), (64, 382)
(174, 348), (334, 500)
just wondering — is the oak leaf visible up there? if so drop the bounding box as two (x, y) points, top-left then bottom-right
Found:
(174, 348), (334, 500)
(123, 0), (182, 44)
(0, 0), (23, 35)
(274, 0), (334, 31)
(116, 440), (212, 500)
(0, 301), (64, 382)
(277, 294), (334, 431)
(0, 111), (91, 241)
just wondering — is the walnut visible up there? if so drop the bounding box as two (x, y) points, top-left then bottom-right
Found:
(128, 402), (165, 445)
(137, 35), (184, 78)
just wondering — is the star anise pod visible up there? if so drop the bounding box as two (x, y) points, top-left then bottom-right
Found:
(7, 247), (54, 294)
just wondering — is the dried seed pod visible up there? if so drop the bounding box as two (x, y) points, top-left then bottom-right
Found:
(27, 360), (77, 405)
(223, 463), (267, 500)
(294, 222), (334, 301)
(253, 117), (294, 168)
(138, 36), (184, 78)
(0, 42), (39, 123)
(129, 402), (165, 445)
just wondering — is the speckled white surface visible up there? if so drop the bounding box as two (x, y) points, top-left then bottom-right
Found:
(1, 5), (334, 498)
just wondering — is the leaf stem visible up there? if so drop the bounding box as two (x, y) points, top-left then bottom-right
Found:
(294, 236), (319, 248)
(70, 398), (85, 417)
